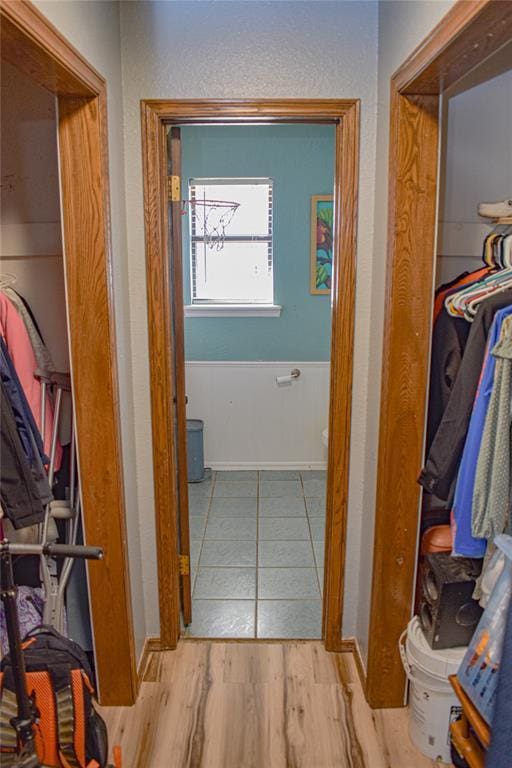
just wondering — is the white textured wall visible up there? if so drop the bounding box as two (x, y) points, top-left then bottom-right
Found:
(0, 61), (68, 370)
(437, 61), (512, 285)
(120, 0), (379, 637)
(186, 362), (330, 469)
(356, 0), (456, 664)
(32, 1), (146, 660)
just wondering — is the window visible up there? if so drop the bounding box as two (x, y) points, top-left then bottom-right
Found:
(186, 178), (280, 316)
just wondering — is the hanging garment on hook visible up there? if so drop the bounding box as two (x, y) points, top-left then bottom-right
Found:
(419, 289), (512, 502)
(472, 315), (512, 544)
(0, 339), (53, 528)
(426, 309), (470, 451)
(0, 385), (47, 529)
(426, 268), (497, 450)
(1, 287), (55, 373)
(450, 305), (512, 557)
(0, 337), (47, 465)
(0, 292), (61, 465)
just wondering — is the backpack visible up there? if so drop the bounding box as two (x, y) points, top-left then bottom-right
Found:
(0, 625), (108, 768)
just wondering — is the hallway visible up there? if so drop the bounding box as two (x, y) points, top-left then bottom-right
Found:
(101, 642), (436, 767)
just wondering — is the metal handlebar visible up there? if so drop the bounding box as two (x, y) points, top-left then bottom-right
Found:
(0, 541), (103, 560)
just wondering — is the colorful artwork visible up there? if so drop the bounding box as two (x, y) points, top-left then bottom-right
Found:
(310, 195), (333, 294)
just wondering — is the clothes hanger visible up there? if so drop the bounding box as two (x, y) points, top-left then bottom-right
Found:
(443, 234), (494, 316)
(444, 233), (499, 316)
(445, 220), (512, 319)
(503, 232), (512, 268)
(453, 263), (512, 320)
(465, 278), (512, 320)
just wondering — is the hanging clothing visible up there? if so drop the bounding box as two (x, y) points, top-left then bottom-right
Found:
(0, 291), (61, 465)
(0, 337), (48, 466)
(426, 310), (470, 452)
(2, 287), (55, 373)
(419, 288), (512, 502)
(472, 315), (512, 543)
(426, 266), (499, 459)
(0, 337), (53, 518)
(450, 305), (512, 557)
(0, 384), (47, 529)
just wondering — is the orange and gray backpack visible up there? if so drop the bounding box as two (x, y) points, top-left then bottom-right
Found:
(0, 626), (109, 767)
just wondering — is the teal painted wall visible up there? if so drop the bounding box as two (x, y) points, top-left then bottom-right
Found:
(181, 124), (334, 361)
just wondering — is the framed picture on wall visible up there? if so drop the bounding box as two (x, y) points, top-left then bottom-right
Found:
(310, 195), (333, 295)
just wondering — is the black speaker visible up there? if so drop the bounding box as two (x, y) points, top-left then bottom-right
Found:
(419, 553), (483, 649)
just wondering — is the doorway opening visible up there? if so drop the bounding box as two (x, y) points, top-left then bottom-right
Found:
(141, 99), (359, 652)
(178, 124), (334, 639)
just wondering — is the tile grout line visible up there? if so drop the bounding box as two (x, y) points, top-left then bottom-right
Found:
(300, 473), (323, 599)
(192, 471), (217, 600)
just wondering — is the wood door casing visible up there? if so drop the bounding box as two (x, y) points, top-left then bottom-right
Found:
(167, 126), (192, 625)
(367, 90), (440, 708)
(323, 106), (360, 648)
(141, 100), (360, 652)
(367, 0), (512, 708)
(0, 0), (137, 704)
(141, 103), (182, 649)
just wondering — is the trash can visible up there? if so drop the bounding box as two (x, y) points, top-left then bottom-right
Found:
(186, 419), (206, 483)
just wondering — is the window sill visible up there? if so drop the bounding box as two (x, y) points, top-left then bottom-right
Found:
(184, 304), (282, 318)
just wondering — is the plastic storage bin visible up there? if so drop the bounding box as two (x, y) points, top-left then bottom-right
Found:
(186, 419), (205, 483)
(399, 616), (466, 763)
(457, 533), (512, 725)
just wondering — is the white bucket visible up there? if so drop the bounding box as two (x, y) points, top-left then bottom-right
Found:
(399, 617), (466, 764)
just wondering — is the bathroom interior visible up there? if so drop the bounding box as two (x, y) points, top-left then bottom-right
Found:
(180, 123), (335, 639)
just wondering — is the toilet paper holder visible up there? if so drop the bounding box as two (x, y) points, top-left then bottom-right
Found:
(276, 368), (301, 386)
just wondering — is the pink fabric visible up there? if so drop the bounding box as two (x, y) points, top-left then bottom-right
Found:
(0, 293), (61, 467)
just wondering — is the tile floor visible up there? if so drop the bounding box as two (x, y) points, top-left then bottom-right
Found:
(184, 469), (326, 639)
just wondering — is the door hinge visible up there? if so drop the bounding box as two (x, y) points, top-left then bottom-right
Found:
(168, 175), (180, 202)
(178, 554), (190, 576)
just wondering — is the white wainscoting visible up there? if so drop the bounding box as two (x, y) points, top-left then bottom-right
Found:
(185, 361), (330, 470)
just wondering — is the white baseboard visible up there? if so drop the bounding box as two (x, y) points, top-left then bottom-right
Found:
(208, 461), (327, 471)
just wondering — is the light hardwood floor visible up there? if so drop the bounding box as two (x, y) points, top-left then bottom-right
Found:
(101, 641), (438, 768)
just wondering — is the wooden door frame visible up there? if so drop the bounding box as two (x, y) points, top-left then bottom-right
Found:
(141, 99), (360, 650)
(367, 0), (512, 709)
(0, 0), (137, 705)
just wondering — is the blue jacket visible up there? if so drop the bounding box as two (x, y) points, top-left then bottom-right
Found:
(452, 304), (512, 557)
